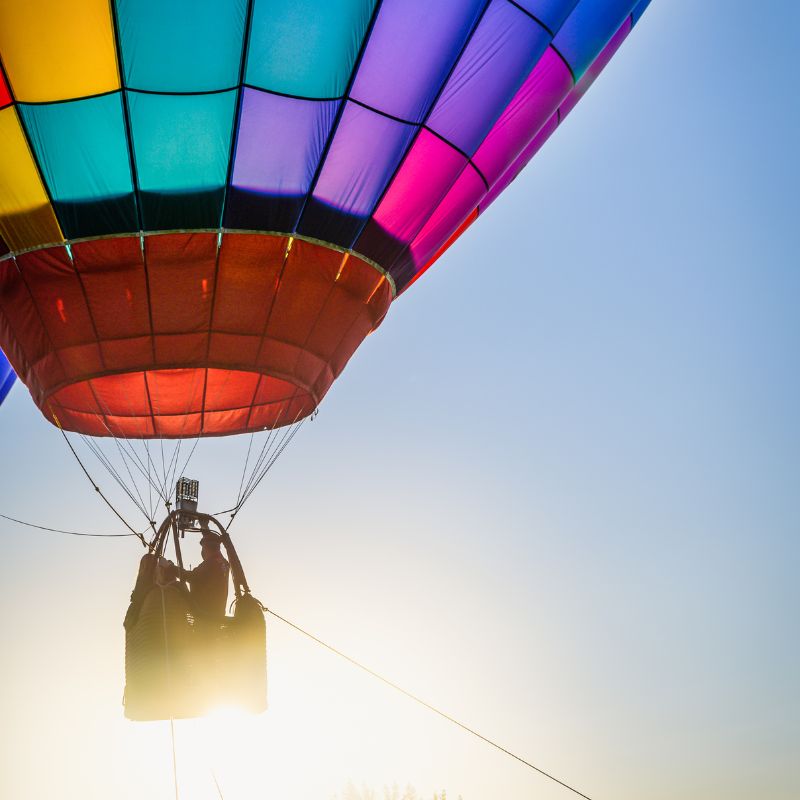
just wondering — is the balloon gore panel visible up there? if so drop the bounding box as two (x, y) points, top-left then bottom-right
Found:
(0, 0), (651, 436)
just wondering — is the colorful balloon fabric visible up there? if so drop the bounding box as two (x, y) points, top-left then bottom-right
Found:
(0, 0), (651, 438)
(0, 350), (14, 407)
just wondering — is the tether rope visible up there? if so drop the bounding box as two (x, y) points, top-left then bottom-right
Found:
(0, 513), (146, 539)
(265, 607), (595, 800)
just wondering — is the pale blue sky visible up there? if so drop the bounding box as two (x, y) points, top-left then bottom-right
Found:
(1, 3), (798, 799)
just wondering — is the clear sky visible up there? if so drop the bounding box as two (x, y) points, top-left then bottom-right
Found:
(1, 2), (798, 799)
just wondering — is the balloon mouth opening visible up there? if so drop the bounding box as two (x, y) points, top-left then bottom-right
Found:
(44, 367), (318, 439)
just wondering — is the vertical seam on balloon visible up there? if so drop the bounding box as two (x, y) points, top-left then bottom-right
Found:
(8, 254), (76, 415)
(244, 236), (293, 430)
(0, 265), (35, 387)
(504, 0), (556, 36)
(108, 0), (157, 373)
(0, 54), (66, 246)
(64, 246), (114, 432)
(340, 0), (494, 253)
(218, 0), (256, 232)
(292, 0), (387, 235)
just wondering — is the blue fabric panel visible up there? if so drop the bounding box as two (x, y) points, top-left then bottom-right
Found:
(128, 90), (236, 229)
(0, 349), (14, 407)
(115, 0), (248, 92)
(128, 90), (236, 194)
(427, 0), (552, 155)
(351, 0), (484, 123)
(553, 0), (637, 79)
(19, 93), (137, 237)
(631, 0), (652, 26)
(513, 0), (580, 33)
(246, 0), (377, 98)
(20, 94), (133, 203)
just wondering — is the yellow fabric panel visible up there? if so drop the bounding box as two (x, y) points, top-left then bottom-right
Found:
(0, 108), (63, 250)
(0, 0), (119, 102)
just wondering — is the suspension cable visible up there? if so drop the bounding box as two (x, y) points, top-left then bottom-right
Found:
(49, 408), (147, 547)
(0, 513), (146, 540)
(265, 607), (595, 800)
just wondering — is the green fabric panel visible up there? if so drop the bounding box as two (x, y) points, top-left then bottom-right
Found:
(246, 0), (377, 98)
(20, 93), (133, 203)
(115, 0), (248, 91)
(127, 90), (237, 195)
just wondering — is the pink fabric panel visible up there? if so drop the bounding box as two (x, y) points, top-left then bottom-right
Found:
(473, 47), (573, 186)
(480, 114), (558, 211)
(409, 163), (487, 271)
(371, 129), (466, 245)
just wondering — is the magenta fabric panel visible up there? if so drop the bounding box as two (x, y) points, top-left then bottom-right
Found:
(367, 129), (467, 246)
(308, 101), (416, 219)
(231, 89), (340, 197)
(426, 0), (552, 155)
(473, 46), (573, 187)
(559, 15), (631, 117)
(407, 163), (486, 273)
(480, 114), (558, 210)
(351, 0), (484, 123)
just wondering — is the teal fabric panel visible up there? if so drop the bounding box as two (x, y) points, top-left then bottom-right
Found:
(115, 0), (248, 91)
(246, 0), (377, 98)
(20, 93), (133, 203)
(127, 90), (237, 194)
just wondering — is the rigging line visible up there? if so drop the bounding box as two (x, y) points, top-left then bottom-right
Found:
(237, 420), (283, 505)
(265, 608), (595, 800)
(237, 396), (295, 504)
(238, 402), (298, 504)
(233, 416), (305, 518)
(82, 436), (154, 524)
(0, 513), (146, 539)
(236, 418), (304, 506)
(235, 432), (256, 507)
(239, 419), (303, 508)
(49, 411), (147, 547)
(239, 421), (303, 510)
(80, 435), (151, 522)
(175, 436), (201, 486)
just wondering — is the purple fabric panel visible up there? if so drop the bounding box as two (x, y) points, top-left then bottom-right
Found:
(514, 0), (580, 32)
(559, 16), (631, 117)
(232, 89), (340, 196)
(480, 113), (558, 210)
(311, 101), (416, 218)
(408, 163), (486, 272)
(427, 0), (552, 155)
(369, 129), (467, 245)
(351, 0), (484, 123)
(473, 46), (572, 187)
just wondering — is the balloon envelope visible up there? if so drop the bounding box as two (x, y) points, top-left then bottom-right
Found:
(0, 0), (651, 438)
(0, 349), (14, 407)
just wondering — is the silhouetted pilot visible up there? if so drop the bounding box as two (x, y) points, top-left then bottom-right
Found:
(175, 532), (230, 623)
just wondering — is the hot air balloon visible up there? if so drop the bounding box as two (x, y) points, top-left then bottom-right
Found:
(0, 349), (14, 406)
(0, 0), (651, 440)
(0, 0), (653, 720)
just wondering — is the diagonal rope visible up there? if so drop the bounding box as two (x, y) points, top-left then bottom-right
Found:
(265, 607), (595, 800)
(0, 513), (145, 539)
(50, 413), (147, 547)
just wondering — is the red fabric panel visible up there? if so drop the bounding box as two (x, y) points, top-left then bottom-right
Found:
(0, 232), (393, 437)
(0, 70), (11, 109)
(72, 237), (151, 342)
(146, 233), (217, 334)
(213, 234), (286, 334)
